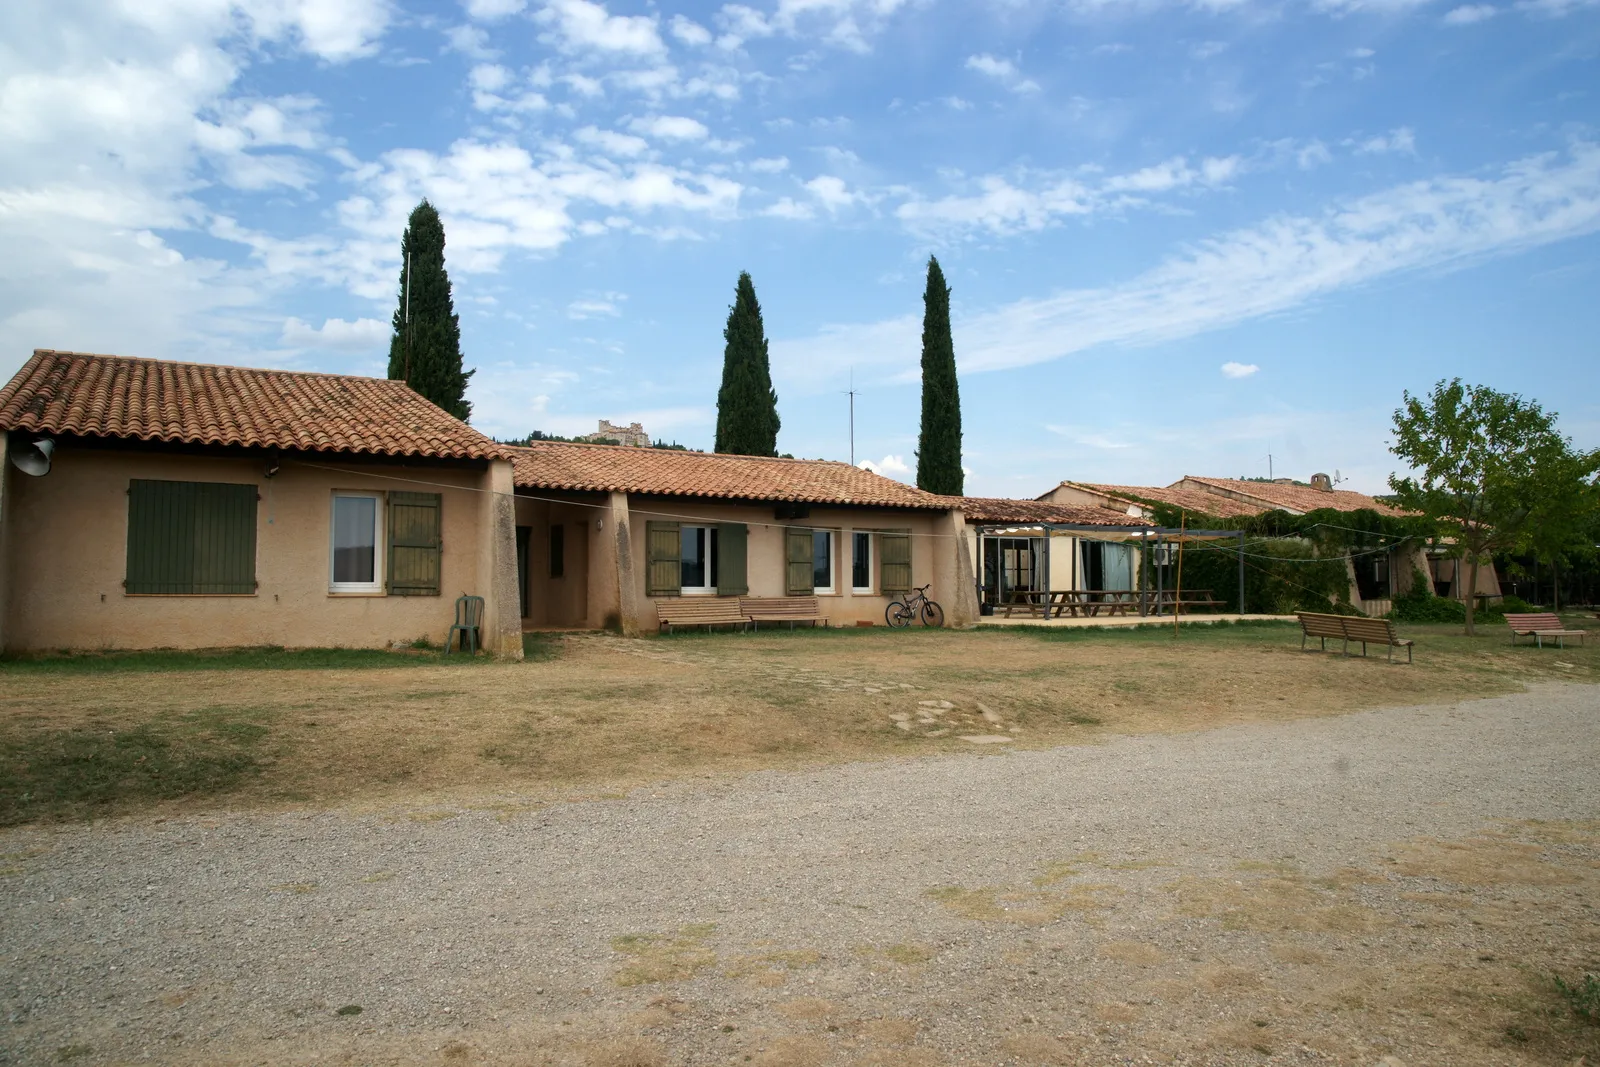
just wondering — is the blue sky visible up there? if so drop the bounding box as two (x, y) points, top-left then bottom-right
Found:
(1, 0), (1597, 496)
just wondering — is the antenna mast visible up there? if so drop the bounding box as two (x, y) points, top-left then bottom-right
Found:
(845, 368), (857, 466)
(1267, 451), (1273, 480)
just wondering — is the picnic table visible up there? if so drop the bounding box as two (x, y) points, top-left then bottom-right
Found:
(998, 589), (1224, 619)
(1000, 590), (1139, 619)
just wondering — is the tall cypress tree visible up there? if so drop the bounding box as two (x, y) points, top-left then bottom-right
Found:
(916, 255), (963, 495)
(388, 200), (473, 421)
(714, 271), (780, 456)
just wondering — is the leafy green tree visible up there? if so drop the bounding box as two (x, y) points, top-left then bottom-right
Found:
(1389, 379), (1575, 634)
(915, 256), (963, 495)
(715, 271), (780, 456)
(1517, 446), (1600, 610)
(388, 200), (473, 420)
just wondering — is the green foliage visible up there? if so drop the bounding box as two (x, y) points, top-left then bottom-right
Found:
(0, 707), (274, 825)
(715, 271), (781, 456)
(1172, 538), (1351, 615)
(1389, 565), (1466, 623)
(1555, 972), (1600, 1023)
(1499, 594), (1534, 613)
(916, 256), (963, 495)
(388, 200), (474, 420)
(1389, 379), (1574, 633)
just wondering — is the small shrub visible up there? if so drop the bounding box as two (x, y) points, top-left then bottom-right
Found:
(1390, 596), (1466, 623)
(1500, 595), (1535, 613)
(1555, 972), (1600, 1023)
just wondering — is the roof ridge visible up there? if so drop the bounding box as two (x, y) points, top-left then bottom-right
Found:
(30, 349), (414, 386)
(507, 439), (863, 468)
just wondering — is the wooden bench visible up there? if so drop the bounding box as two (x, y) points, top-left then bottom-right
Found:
(740, 596), (828, 630)
(1505, 612), (1587, 649)
(656, 597), (749, 633)
(1297, 611), (1414, 664)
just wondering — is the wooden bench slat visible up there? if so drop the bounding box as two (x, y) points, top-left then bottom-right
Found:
(1505, 613), (1586, 648)
(740, 596), (827, 629)
(1296, 611), (1412, 663)
(656, 597), (748, 632)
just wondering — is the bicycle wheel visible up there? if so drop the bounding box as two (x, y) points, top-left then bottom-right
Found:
(920, 600), (945, 628)
(885, 601), (911, 628)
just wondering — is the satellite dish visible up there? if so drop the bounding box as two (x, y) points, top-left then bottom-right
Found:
(8, 433), (53, 477)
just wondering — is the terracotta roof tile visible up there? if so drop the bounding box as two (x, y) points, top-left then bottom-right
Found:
(1178, 476), (1412, 517)
(507, 441), (950, 508)
(952, 497), (1153, 526)
(0, 350), (506, 461)
(1060, 482), (1263, 519)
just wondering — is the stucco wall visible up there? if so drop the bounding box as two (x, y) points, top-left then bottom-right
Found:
(622, 499), (955, 632)
(1, 443), (512, 653)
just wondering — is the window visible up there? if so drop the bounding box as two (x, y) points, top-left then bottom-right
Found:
(813, 529), (834, 593)
(125, 479), (257, 595)
(851, 531), (873, 593)
(331, 492), (383, 593)
(681, 525), (719, 593)
(549, 523), (565, 578)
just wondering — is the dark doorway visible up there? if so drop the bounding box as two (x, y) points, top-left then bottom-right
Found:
(515, 525), (531, 618)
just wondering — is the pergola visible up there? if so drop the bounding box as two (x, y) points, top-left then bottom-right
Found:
(968, 519), (1247, 617)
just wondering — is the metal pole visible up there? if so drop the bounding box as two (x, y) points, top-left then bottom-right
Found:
(1173, 511), (1187, 638)
(1238, 531), (1245, 617)
(1156, 533), (1164, 617)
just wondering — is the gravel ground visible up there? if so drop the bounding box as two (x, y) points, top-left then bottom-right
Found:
(3, 682), (1598, 1066)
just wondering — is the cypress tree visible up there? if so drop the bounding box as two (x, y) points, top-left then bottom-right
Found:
(916, 255), (963, 495)
(714, 271), (781, 456)
(388, 200), (473, 421)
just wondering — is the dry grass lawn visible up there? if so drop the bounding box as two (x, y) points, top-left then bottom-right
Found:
(1, 618), (1595, 824)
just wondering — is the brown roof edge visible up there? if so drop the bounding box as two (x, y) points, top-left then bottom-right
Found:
(0, 349), (511, 462)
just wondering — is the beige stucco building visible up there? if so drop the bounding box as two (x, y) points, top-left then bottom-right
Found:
(0, 351), (523, 656)
(504, 442), (982, 633)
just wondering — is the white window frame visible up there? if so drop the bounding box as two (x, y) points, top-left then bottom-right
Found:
(681, 524), (717, 594)
(851, 530), (874, 594)
(329, 491), (384, 594)
(813, 529), (836, 594)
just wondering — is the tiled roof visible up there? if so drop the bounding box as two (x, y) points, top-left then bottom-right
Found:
(0, 350), (506, 461)
(1179, 476), (1412, 517)
(507, 441), (951, 508)
(954, 497), (1153, 526)
(1060, 482), (1263, 519)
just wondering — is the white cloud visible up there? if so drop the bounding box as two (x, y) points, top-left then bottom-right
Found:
(804, 175), (856, 211)
(775, 144), (1600, 388)
(763, 197), (815, 219)
(748, 156), (789, 173)
(965, 53), (1041, 94)
(1354, 127), (1417, 155)
(1221, 361), (1260, 378)
(715, 0), (909, 53)
(1514, 0), (1598, 15)
(0, 0), (394, 371)
(670, 14), (714, 44)
(896, 154), (1242, 239)
(464, 0), (527, 18)
(859, 454), (910, 477)
(1444, 2), (1498, 18)
(575, 126), (651, 156)
(629, 114), (710, 141)
(567, 292), (626, 319)
(281, 316), (389, 351)
(537, 0), (665, 56)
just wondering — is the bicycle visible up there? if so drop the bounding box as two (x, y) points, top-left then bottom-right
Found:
(886, 584), (945, 628)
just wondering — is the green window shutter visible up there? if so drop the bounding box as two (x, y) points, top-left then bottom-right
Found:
(880, 530), (912, 594)
(785, 527), (815, 596)
(717, 523), (749, 596)
(646, 521), (682, 596)
(388, 492), (441, 596)
(126, 479), (257, 595)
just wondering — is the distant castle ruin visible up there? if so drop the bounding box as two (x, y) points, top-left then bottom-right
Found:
(578, 420), (651, 448)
